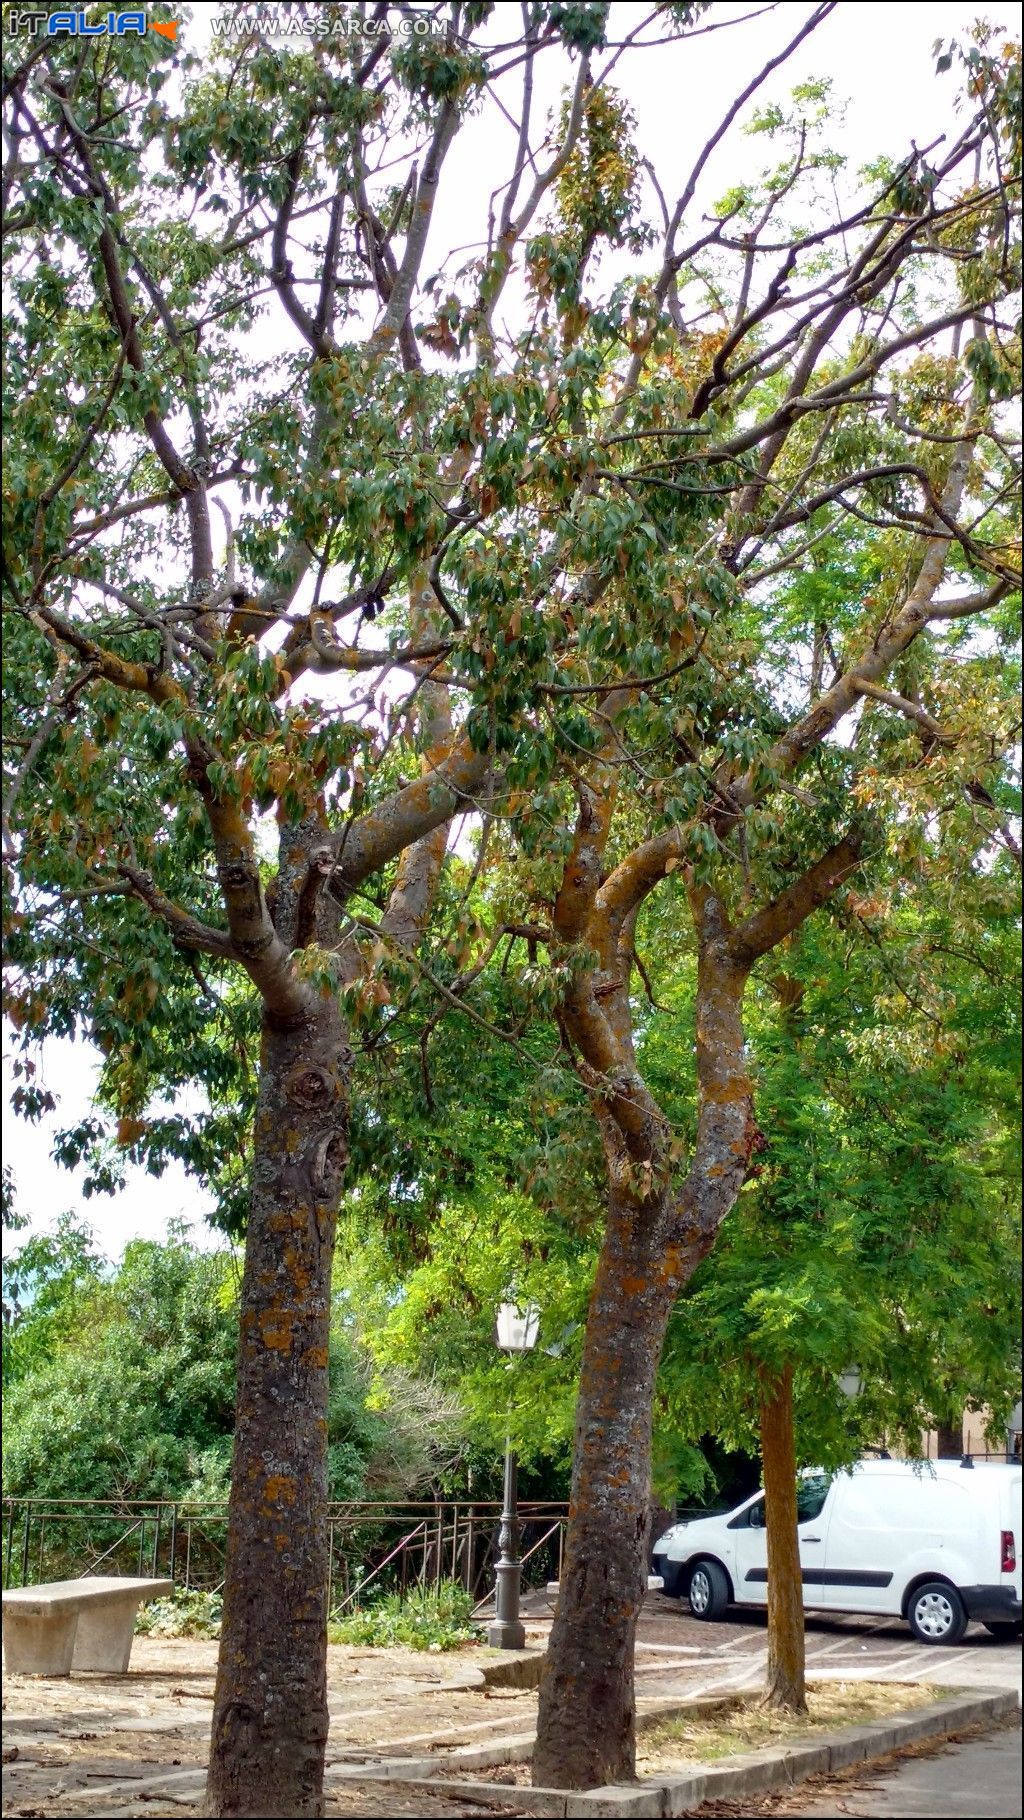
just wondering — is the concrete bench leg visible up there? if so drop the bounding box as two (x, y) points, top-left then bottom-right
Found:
(72, 1596), (143, 1673)
(3, 1606), (80, 1675)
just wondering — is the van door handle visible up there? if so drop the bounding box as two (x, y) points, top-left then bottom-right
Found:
(802, 1536), (822, 1543)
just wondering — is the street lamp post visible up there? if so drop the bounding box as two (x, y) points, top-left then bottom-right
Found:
(488, 1301), (539, 1650)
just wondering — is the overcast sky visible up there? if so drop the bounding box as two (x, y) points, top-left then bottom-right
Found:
(2, 0), (1002, 1260)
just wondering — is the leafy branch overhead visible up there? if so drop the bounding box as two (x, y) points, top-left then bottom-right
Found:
(3, 12), (1019, 1082)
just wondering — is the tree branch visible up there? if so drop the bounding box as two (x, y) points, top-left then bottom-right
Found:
(117, 864), (235, 958)
(730, 832), (866, 964)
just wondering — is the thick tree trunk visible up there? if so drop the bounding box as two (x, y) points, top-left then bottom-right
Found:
(532, 1188), (677, 1790)
(935, 1413), (963, 1459)
(534, 919), (753, 1790)
(759, 1364), (806, 1714)
(205, 999), (349, 1819)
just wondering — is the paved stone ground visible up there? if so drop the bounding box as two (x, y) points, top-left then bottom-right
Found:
(693, 1715), (1022, 1818)
(2, 1594), (1020, 1817)
(785, 1721), (1022, 1818)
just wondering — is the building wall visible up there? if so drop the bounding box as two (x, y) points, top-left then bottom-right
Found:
(921, 1402), (1022, 1461)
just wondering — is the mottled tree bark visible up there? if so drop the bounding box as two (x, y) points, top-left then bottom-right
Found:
(533, 1188), (678, 1788)
(205, 996), (349, 1819)
(534, 927), (753, 1788)
(534, 827), (864, 1789)
(200, 762), (463, 1816)
(759, 1364), (807, 1714)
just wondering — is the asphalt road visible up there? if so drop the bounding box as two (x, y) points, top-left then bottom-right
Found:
(627, 1591), (1024, 1701)
(516, 1589), (1024, 1705)
(784, 1721), (1022, 1817)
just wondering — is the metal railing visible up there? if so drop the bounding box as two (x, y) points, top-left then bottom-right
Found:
(1, 1497), (569, 1616)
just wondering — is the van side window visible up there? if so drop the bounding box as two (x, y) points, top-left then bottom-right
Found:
(796, 1472), (832, 1523)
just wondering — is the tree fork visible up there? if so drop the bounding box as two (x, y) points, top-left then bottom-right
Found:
(205, 998), (350, 1820)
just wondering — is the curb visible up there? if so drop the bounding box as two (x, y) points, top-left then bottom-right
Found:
(441, 1649), (548, 1693)
(327, 1687), (1020, 1816)
(328, 1694), (750, 1783)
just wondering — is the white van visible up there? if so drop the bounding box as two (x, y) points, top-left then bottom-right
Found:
(652, 1458), (1022, 1645)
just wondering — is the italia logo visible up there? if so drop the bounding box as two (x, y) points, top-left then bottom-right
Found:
(15, 12), (178, 38)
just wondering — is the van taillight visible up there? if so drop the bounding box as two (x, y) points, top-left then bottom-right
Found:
(1000, 1531), (1016, 1573)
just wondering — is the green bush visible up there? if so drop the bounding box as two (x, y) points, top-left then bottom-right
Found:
(135, 1587), (223, 1638)
(3, 1224), (467, 1506)
(328, 1580), (478, 1651)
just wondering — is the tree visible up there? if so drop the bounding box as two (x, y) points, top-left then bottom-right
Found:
(1, 1222), (466, 1507)
(3, 1226), (238, 1500)
(2, 8), (727, 1811)
(521, 32), (1022, 1786)
(3, 6), (1019, 1807)
(655, 894), (1022, 1714)
(2, 1205), (102, 1391)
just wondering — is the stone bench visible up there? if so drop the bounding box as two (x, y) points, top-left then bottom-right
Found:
(2, 1576), (172, 1675)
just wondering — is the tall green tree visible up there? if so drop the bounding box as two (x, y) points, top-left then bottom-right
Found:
(518, 35), (1022, 1786)
(655, 896), (1022, 1711)
(3, 4), (1019, 1806)
(2, 8), (725, 1808)
(2, 1221), (466, 1506)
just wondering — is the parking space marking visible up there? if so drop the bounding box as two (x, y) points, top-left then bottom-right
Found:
(636, 1641), (703, 1654)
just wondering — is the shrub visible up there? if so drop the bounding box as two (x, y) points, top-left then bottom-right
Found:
(135, 1587), (223, 1638)
(328, 1580), (477, 1651)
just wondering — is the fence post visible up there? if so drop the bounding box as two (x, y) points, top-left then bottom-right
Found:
(464, 1509), (474, 1592)
(152, 1508), (162, 1578)
(4, 1502), (14, 1589)
(21, 1502), (31, 1588)
(168, 1505), (178, 1585)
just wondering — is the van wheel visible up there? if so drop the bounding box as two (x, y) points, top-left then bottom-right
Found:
(982, 1620), (1022, 1640)
(907, 1582), (968, 1645)
(688, 1560), (729, 1621)
(657, 1560), (685, 1599)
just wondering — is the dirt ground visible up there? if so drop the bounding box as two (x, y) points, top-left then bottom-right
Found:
(3, 1599), (1020, 1819)
(2, 1634), (545, 1818)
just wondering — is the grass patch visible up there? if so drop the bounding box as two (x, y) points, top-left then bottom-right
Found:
(639, 1680), (936, 1771)
(327, 1580), (478, 1652)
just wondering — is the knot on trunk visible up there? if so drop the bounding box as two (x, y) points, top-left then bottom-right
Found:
(312, 1132), (347, 1194)
(284, 1063), (340, 1108)
(217, 861), (253, 889)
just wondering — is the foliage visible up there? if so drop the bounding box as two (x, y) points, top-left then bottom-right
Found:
(2, 1206), (104, 1389)
(1, 2), (1020, 1796)
(1, 1225), (467, 1503)
(136, 1587), (224, 1639)
(2, 10), (1018, 1215)
(327, 1580), (477, 1652)
(2, 1227), (239, 1501)
(652, 891), (1022, 1478)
